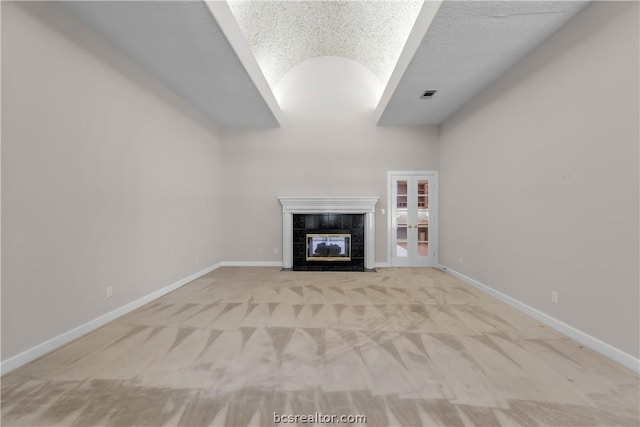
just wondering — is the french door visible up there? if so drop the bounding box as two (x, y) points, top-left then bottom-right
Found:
(389, 172), (437, 267)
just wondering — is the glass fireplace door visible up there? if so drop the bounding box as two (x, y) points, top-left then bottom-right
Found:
(391, 174), (435, 267)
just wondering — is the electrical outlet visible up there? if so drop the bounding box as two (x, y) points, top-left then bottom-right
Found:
(551, 291), (558, 304)
(381, 208), (385, 215)
(459, 257), (463, 265)
(274, 248), (279, 254)
(107, 286), (113, 298)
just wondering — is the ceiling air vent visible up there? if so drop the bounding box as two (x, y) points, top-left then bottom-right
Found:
(420, 90), (437, 99)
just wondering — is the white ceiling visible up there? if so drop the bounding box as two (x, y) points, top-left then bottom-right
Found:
(61, 1), (280, 127)
(378, 1), (589, 125)
(61, 1), (590, 128)
(227, 1), (423, 90)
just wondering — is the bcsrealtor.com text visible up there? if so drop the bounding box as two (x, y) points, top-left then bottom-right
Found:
(274, 412), (367, 424)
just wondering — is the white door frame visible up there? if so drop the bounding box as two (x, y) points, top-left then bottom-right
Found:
(387, 171), (438, 267)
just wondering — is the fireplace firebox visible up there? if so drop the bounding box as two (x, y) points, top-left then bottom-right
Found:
(306, 233), (351, 261)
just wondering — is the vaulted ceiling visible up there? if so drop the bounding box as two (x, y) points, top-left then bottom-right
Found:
(62, 1), (589, 128)
(227, 1), (423, 90)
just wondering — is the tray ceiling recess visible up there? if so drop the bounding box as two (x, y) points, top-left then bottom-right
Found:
(226, 1), (424, 90)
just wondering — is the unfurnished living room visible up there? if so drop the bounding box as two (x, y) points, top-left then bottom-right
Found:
(1, 1), (639, 426)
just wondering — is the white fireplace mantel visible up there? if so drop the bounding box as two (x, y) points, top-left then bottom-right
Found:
(278, 197), (379, 270)
(279, 197), (379, 213)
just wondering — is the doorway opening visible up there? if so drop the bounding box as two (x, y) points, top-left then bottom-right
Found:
(388, 171), (438, 267)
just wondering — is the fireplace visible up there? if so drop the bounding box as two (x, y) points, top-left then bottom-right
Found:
(279, 197), (378, 271)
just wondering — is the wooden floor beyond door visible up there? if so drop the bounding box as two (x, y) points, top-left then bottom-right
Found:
(2, 268), (638, 426)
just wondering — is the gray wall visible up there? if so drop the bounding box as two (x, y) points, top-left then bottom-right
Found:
(221, 123), (438, 263)
(1, 2), (224, 360)
(220, 57), (439, 263)
(439, 1), (639, 358)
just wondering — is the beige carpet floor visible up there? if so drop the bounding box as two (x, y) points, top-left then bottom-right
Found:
(1, 267), (638, 426)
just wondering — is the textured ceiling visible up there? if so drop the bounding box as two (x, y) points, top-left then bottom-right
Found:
(378, 1), (590, 125)
(62, 1), (280, 127)
(227, 1), (423, 89)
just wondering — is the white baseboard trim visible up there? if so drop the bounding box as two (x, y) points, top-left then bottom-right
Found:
(221, 261), (283, 267)
(0, 262), (222, 375)
(222, 261), (392, 269)
(438, 265), (640, 373)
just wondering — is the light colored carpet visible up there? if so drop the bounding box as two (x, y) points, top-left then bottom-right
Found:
(2, 267), (638, 426)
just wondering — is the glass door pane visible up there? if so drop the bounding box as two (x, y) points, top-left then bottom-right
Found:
(417, 180), (429, 257)
(396, 180), (408, 257)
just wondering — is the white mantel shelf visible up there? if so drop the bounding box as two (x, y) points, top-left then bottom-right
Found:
(278, 197), (379, 213)
(278, 197), (379, 271)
